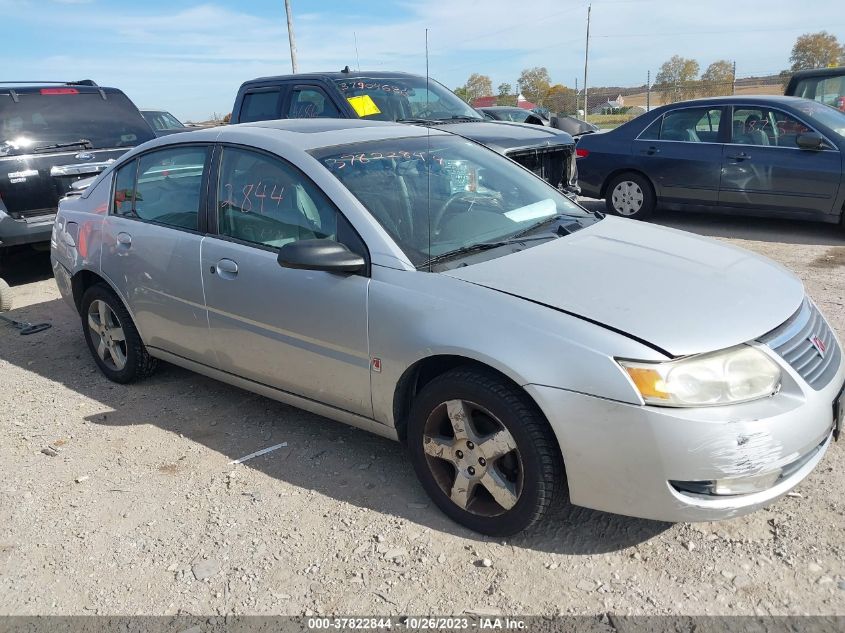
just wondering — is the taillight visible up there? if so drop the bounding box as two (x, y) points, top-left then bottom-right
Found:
(575, 148), (590, 158)
(40, 88), (79, 95)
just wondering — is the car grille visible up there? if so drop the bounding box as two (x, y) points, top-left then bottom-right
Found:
(759, 299), (841, 390)
(507, 146), (571, 189)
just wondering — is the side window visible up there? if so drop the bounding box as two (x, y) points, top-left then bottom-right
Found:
(132, 146), (207, 230)
(731, 108), (769, 145)
(659, 108), (715, 142)
(216, 147), (338, 249)
(287, 87), (341, 119)
(638, 116), (662, 140)
(239, 89), (281, 123)
(112, 160), (137, 216)
(770, 110), (813, 148)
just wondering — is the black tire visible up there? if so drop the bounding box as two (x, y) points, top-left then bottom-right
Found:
(604, 171), (656, 220)
(80, 283), (157, 384)
(407, 366), (564, 536)
(0, 277), (11, 312)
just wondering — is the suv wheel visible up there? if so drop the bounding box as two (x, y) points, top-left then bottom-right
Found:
(407, 367), (563, 535)
(605, 172), (655, 219)
(80, 284), (157, 383)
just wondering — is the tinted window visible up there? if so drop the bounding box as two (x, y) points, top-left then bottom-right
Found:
(119, 146), (207, 230)
(216, 147), (337, 249)
(0, 91), (154, 152)
(792, 75), (845, 110)
(659, 108), (721, 142)
(731, 107), (813, 148)
(287, 88), (341, 118)
(239, 90), (280, 123)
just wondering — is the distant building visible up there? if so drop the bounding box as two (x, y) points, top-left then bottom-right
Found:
(590, 94), (626, 115)
(471, 96), (497, 108)
(517, 94), (537, 110)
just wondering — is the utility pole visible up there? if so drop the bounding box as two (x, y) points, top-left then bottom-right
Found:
(646, 70), (650, 111)
(731, 60), (737, 95)
(284, 0), (298, 73)
(583, 3), (591, 120)
(574, 77), (578, 115)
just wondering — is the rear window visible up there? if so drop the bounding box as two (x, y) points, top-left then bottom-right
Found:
(791, 73), (845, 110)
(0, 90), (154, 152)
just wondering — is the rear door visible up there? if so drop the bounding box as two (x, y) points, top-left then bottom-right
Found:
(100, 144), (215, 364)
(630, 106), (726, 205)
(718, 105), (841, 216)
(237, 86), (284, 123)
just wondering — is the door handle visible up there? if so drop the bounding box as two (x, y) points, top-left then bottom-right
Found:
(726, 152), (751, 161)
(641, 146), (660, 155)
(215, 258), (239, 279)
(116, 232), (132, 247)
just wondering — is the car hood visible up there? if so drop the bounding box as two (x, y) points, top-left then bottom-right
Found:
(443, 217), (804, 357)
(435, 120), (574, 152)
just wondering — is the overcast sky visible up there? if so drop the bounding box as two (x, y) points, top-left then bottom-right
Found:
(3, 0), (843, 120)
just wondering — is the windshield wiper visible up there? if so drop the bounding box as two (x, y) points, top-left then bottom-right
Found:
(33, 138), (93, 153)
(417, 235), (554, 269)
(508, 213), (590, 240)
(395, 118), (435, 124)
(435, 116), (484, 122)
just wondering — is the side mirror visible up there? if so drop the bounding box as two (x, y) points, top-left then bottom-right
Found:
(796, 132), (825, 150)
(277, 239), (365, 274)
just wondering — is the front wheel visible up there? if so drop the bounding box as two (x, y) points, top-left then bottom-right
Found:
(407, 367), (564, 536)
(605, 172), (655, 220)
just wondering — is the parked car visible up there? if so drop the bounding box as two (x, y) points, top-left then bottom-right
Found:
(785, 66), (845, 112)
(0, 81), (155, 257)
(140, 109), (190, 136)
(478, 106), (549, 126)
(230, 70), (578, 193)
(576, 96), (845, 223)
(52, 119), (843, 535)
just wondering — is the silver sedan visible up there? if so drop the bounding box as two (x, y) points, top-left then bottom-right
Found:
(51, 119), (844, 535)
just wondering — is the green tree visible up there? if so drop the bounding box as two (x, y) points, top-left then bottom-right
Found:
(700, 60), (734, 97)
(497, 82), (516, 106)
(654, 55), (700, 103)
(545, 84), (576, 114)
(517, 67), (551, 106)
(464, 73), (493, 101)
(453, 85), (470, 103)
(790, 31), (843, 71)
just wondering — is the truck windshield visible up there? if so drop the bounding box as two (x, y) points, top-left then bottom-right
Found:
(333, 76), (484, 123)
(0, 91), (155, 155)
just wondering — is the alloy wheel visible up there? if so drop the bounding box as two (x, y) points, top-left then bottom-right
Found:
(87, 299), (128, 371)
(611, 180), (644, 216)
(422, 399), (524, 516)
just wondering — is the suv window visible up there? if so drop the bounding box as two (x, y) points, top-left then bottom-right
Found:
(792, 74), (845, 111)
(239, 89), (281, 123)
(731, 107), (813, 148)
(216, 147), (337, 249)
(0, 90), (154, 151)
(112, 146), (207, 230)
(287, 87), (341, 118)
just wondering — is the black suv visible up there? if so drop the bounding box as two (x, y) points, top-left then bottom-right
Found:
(0, 81), (155, 255)
(230, 70), (578, 193)
(785, 66), (845, 112)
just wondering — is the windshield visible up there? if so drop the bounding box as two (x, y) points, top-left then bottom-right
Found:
(143, 110), (184, 130)
(334, 76), (483, 123)
(0, 91), (154, 154)
(312, 135), (598, 268)
(792, 99), (845, 137)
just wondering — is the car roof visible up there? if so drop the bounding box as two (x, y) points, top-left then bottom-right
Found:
(241, 70), (425, 86)
(0, 83), (122, 96)
(789, 66), (845, 79)
(653, 95), (816, 109)
(481, 106), (525, 111)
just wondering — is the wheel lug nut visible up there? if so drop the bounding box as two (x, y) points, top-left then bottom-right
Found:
(478, 457), (486, 466)
(468, 466), (476, 476)
(455, 450), (464, 459)
(466, 441), (474, 449)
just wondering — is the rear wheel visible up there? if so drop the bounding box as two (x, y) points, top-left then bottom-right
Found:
(80, 284), (157, 383)
(605, 172), (655, 220)
(407, 367), (563, 536)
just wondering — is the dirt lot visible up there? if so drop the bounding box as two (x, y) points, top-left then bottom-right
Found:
(1, 210), (844, 618)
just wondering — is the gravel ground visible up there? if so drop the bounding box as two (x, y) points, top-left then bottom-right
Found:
(1, 209), (844, 618)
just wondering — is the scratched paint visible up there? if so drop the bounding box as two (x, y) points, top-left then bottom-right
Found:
(690, 430), (800, 476)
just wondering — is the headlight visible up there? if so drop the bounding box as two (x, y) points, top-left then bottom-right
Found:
(618, 346), (781, 407)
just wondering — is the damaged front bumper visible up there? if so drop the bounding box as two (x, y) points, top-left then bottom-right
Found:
(525, 354), (844, 522)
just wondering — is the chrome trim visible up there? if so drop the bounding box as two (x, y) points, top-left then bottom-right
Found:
(50, 160), (115, 177)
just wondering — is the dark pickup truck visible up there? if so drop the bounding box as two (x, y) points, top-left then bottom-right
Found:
(785, 66), (845, 112)
(229, 70), (578, 193)
(0, 81), (155, 254)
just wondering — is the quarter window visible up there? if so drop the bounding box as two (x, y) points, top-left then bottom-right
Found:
(216, 147), (338, 249)
(287, 88), (341, 119)
(112, 159), (137, 216)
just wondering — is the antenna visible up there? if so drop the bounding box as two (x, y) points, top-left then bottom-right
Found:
(425, 27), (432, 269)
(354, 32), (361, 71)
(583, 3), (591, 121)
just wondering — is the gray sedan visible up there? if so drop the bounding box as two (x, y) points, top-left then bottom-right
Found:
(50, 119), (844, 535)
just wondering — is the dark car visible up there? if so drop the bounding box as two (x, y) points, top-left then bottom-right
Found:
(478, 106), (549, 126)
(230, 70), (578, 193)
(140, 109), (189, 136)
(576, 95), (845, 224)
(785, 67), (845, 112)
(0, 81), (155, 255)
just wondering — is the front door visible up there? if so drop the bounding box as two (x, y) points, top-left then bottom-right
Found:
(631, 106), (725, 205)
(200, 145), (372, 417)
(100, 144), (214, 365)
(718, 105), (841, 216)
